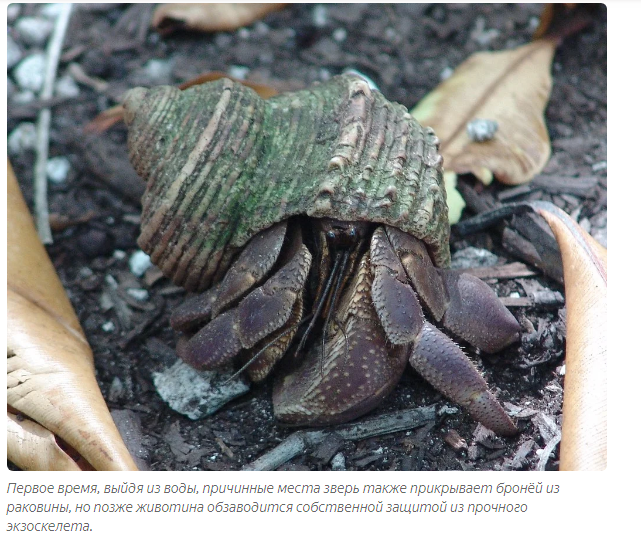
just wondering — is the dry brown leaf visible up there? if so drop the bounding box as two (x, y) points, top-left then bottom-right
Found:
(7, 159), (137, 471)
(411, 39), (555, 186)
(153, 3), (286, 34)
(533, 201), (606, 471)
(177, 71), (279, 98)
(85, 72), (279, 133)
(533, 4), (596, 41)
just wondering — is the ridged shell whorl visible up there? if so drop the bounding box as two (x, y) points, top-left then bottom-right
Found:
(123, 75), (449, 292)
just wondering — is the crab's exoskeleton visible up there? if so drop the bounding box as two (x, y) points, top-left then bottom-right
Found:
(123, 75), (521, 435)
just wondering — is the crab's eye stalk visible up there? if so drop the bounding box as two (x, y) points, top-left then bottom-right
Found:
(349, 227), (357, 238)
(327, 230), (336, 240)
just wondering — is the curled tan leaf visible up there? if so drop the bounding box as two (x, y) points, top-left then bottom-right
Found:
(7, 159), (137, 471)
(8, 413), (83, 471)
(532, 201), (606, 471)
(411, 39), (555, 185)
(152, 3), (286, 34)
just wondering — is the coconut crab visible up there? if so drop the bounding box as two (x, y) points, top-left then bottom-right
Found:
(123, 75), (521, 435)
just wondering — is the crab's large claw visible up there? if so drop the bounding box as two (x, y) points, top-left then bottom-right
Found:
(382, 226), (520, 353)
(437, 270), (520, 353)
(409, 323), (518, 436)
(176, 224), (311, 375)
(274, 253), (408, 425)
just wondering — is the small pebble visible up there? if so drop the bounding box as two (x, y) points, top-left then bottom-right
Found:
(46, 156), (71, 185)
(439, 66), (454, 81)
(8, 122), (37, 155)
(108, 377), (125, 403)
(7, 36), (23, 69)
(113, 250), (127, 260)
(332, 28), (347, 42)
(102, 321), (116, 333)
(592, 160), (607, 172)
(13, 53), (47, 92)
(40, 3), (67, 19)
(331, 452), (346, 471)
(15, 17), (54, 46)
(253, 21), (270, 36)
(318, 68), (331, 81)
(55, 73), (80, 98)
(141, 58), (174, 84)
(238, 27), (250, 39)
(438, 405), (459, 416)
(450, 247), (498, 269)
(127, 288), (149, 302)
(467, 118), (499, 142)
(312, 4), (328, 27)
(11, 90), (36, 104)
(471, 17), (500, 47)
(78, 266), (94, 278)
(228, 65), (250, 80)
(100, 293), (114, 311)
(129, 250), (152, 277)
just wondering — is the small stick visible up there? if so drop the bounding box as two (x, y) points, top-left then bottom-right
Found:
(242, 406), (436, 471)
(33, 3), (74, 244)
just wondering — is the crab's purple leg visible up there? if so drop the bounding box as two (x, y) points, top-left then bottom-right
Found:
(437, 270), (520, 353)
(369, 227), (424, 344)
(383, 226), (447, 322)
(410, 323), (518, 436)
(372, 226), (517, 436)
(171, 221), (288, 332)
(178, 231), (311, 371)
(273, 252), (408, 425)
(243, 293), (305, 382)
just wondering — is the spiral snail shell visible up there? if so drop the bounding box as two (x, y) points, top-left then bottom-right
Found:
(123, 74), (449, 292)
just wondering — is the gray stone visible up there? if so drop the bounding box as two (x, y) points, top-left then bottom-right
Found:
(15, 17), (54, 46)
(153, 359), (250, 420)
(7, 36), (23, 69)
(129, 250), (152, 277)
(13, 53), (47, 92)
(450, 247), (499, 269)
(46, 156), (71, 185)
(8, 122), (37, 155)
(55, 73), (80, 98)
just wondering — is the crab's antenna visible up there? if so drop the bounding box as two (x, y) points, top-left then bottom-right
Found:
(294, 251), (343, 357)
(223, 314), (313, 384)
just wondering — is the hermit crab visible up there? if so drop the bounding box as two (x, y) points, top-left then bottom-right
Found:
(123, 74), (521, 435)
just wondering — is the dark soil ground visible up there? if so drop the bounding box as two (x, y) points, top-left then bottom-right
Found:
(8, 4), (607, 471)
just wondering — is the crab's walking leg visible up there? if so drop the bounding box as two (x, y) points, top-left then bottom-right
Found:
(371, 225), (517, 436)
(178, 227), (311, 371)
(410, 323), (518, 436)
(369, 227), (424, 344)
(274, 252), (407, 425)
(171, 221), (288, 332)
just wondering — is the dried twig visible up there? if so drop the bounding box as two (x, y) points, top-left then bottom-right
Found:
(242, 406), (436, 471)
(33, 3), (74, 244)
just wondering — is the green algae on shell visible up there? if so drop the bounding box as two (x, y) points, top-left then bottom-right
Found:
(123, 75), (449, 292)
